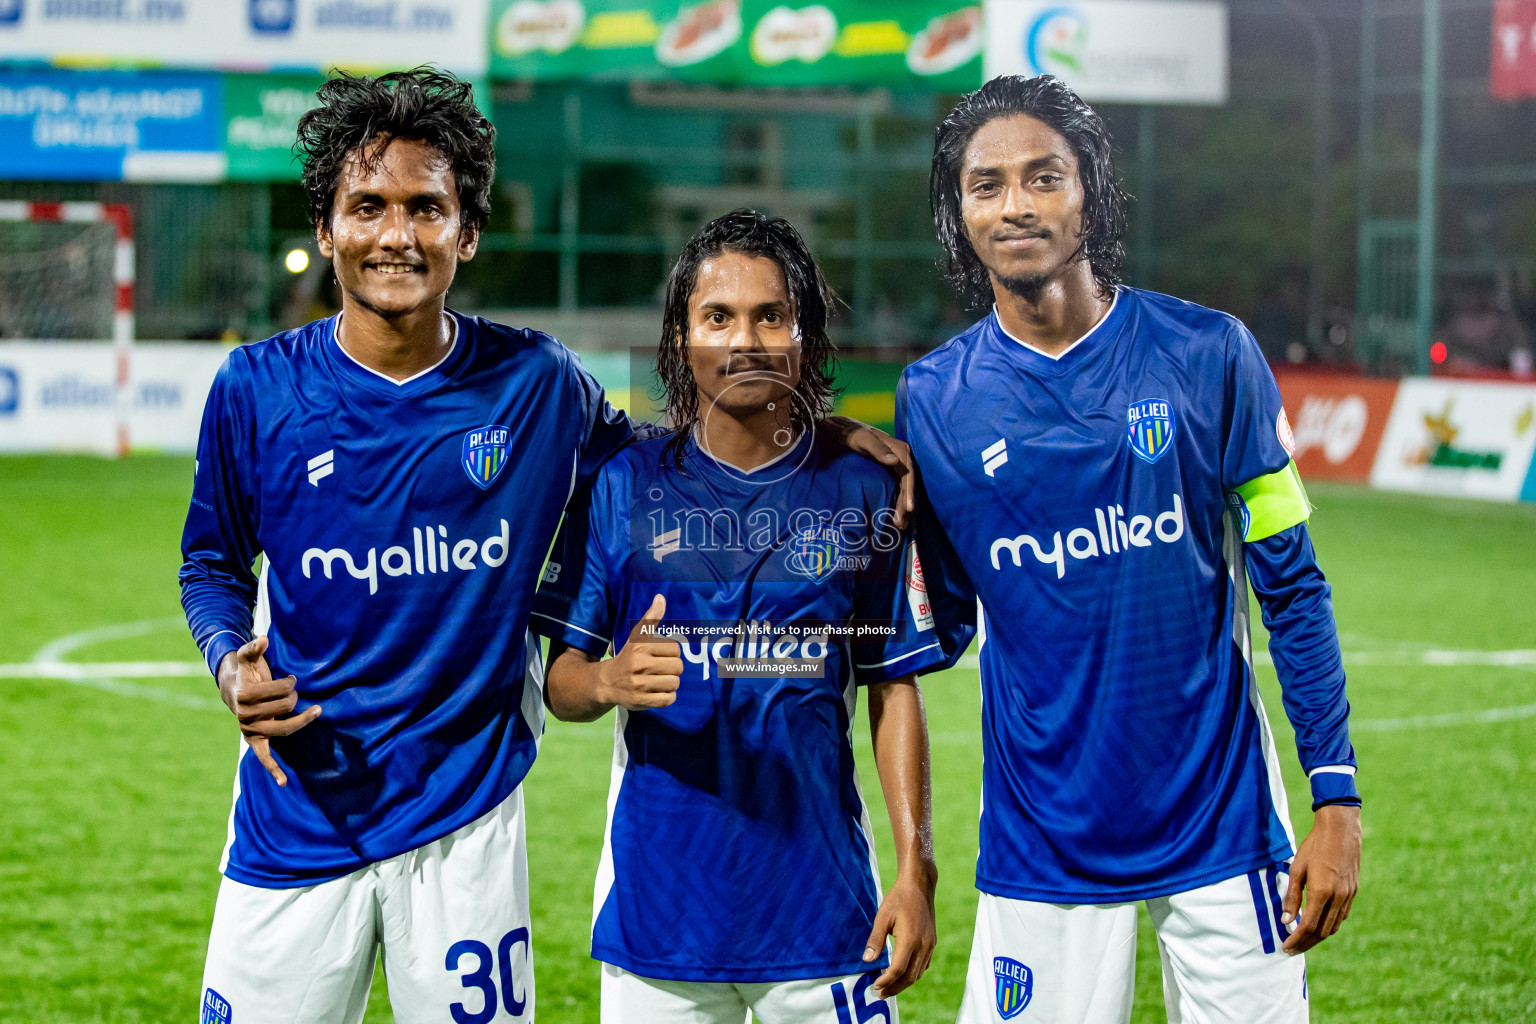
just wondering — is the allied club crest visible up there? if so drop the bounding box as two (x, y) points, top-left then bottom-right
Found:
(1127, 397), (1176, 464)
(993, 957), (1033, 1019)
(200, 988), (232, 1024)
(462, 425), (510, 490)
(785, 522), (843, 583)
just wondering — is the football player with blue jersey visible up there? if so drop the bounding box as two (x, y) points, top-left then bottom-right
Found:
(179, 73), (915, 1024)
(180, 69), (594, 1024)
(530, 211), (945, 1023)
(899, 77), (1363, 1023)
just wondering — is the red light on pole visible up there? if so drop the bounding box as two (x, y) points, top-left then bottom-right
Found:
(1430, 341), (1447, 364)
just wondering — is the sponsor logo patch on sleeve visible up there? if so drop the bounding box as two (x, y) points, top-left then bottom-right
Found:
(904, 542), (935, 632)
(1277, 408), (1297, 456)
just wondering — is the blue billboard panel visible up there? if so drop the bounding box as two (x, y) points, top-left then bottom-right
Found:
(0, 71), (225, 182)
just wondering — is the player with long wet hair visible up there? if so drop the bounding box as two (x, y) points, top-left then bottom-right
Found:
(905, 74), (1362, 1023)
(532, 210), (951, 1023)
(653, 210), (841, 467)
(182, 71), (921, 1024)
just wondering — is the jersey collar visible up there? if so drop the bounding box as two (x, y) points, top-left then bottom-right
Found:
(989, 286), (1124, 375)
(685, 426), (813, 487)
(324, 309), (470, 399)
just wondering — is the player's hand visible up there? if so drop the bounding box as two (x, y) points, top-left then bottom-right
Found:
(1281, 803), (1361, 955)
(828, 417), (916, 530)
(596, 595), (682, 711)
(863, 862), (938, 999)
(217, 636), (321, 788)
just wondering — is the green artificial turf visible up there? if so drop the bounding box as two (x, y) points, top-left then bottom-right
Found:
(1, 458), (1532, 1022)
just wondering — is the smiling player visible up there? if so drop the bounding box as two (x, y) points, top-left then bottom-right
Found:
(179, 70), (916, 1024)
(531, 210), (947, 1023)
(179, 69), (625, 1024)
(899, 76), (1362, 1023)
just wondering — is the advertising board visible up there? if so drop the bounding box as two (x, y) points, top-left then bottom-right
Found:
(0, 0), (489, 76)
(489, 0), (983, 88)
(1369, 377), (1536, 503)
(0, 71), (225, 182)
(1272, 370), (1399, 484)
(983, 0), (1228, 105)
(0, 342), (226, 454)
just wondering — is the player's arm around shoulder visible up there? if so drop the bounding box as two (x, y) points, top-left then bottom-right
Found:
(545, 595), (683, 723)
(862, 675), (938, 999)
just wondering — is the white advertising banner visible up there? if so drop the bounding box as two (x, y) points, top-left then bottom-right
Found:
(1369, 377), (1536, 503)
(984, 0), (1228, 105)
(0, 0), (489, 76)
(0, 342), (227, 455)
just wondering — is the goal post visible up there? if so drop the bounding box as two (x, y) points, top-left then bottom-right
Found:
(0, 201), (135, 456)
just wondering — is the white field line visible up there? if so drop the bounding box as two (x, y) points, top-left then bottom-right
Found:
(950, 643), (1536, 735)
(955, 649), (1536, 670)
(2, 617), (222, 711)
(0, 662), (206, 679)
(11, 621), (1535, 729)
(32, 616), (188, 663)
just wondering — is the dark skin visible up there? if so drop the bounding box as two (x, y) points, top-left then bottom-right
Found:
(961, 114), (1361, 954)
(222, 143), (910, 785)
(546, 251), (938, 997)
(218, 134), (480, 783)
(958, 114), (1110, 356)
(318, 136), (479, 380)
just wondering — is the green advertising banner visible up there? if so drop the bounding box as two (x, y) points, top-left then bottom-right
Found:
(222, 75), (493, 182)
(737, 0), (982, 88)
(224, 75), (328, 183)
(488, 0), (983, 89)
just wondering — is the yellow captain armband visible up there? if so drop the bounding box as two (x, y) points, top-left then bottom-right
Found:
(1229, 461), (1311, 542)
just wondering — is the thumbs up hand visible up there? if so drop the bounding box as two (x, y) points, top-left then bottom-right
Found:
(596, 595), (683, 711)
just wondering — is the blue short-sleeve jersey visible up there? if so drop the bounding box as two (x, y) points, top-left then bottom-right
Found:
(179, 311), (635, 888)
(531, 430), (944, 982)
(898, 287), (1356, 903)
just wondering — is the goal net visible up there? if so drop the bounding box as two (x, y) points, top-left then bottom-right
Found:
(0, 202), (135, 454)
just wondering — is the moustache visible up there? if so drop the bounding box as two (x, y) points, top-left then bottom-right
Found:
(725, 353), (792, 376)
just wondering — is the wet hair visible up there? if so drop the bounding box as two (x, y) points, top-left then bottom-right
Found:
(655, 209), (841, 468)
(930, 74), (1129, 308)
(295, 67), (496, 235)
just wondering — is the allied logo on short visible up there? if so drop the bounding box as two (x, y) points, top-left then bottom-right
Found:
(1127, 397), (1175, 463)
(200, 987), (232, 1024)
(993, 956), (1033, 1019)
(462, 424), (510, 490)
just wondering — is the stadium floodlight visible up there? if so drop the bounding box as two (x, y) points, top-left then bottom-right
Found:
(0, 201), (134, 457)
(285, 248), (310, 274)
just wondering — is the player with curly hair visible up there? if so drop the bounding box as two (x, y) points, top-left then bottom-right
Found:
(180, 70), (918, 1024)
(179, 67), (641, 1024)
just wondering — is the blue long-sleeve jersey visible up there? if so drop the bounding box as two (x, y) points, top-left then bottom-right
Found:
(898, 287), (1359, 904)
(179, 311), (635, 887)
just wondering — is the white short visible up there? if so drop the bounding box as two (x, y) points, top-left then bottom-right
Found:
(600, 963), (901, 1024)
(956, 866), (1307, 1024)
(199, 789), (533, 1024)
